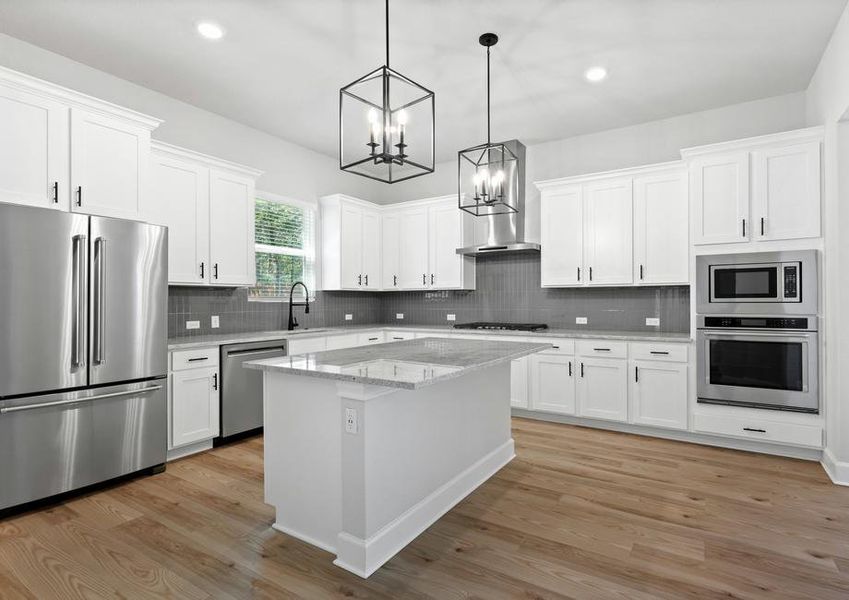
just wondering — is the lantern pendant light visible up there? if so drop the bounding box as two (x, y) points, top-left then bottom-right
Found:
(458, 33), (518, 216)
(339, 0), (435, 184)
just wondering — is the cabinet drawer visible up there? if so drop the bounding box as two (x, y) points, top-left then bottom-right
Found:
(576, 340), (627, 359)
(326, 334), (360, 350)
(527, 337), (574, 355)
(630, 342), (688, 362)
(692, 412), (822, 448)
(288, 337), (327, 355)
(171, 347), (219, 371)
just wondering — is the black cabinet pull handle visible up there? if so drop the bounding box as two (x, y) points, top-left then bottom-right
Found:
(568, 361), (572, 377)
(742, 218), (746, 238)
(431, 274), (434, 285)
(200, 262), (205, 278)
(213, 263), (219, 279)
(552, 345), (560, 349)
(212, 373), (218, 390)
(593, 348), (611, 352)
(589, 267), (593, 281)
(650, 350), (669, 355)
(577, 267), (581, 281)
(358, 274), (362, 285)
(635, 366), (639, 383)
(422, 274), (426, 285)
(76, 186), (82, 207)
(640, 264), (644, 280)
(580, 362), (584, 378)
(392, 337), (403, 340)
(743, 427), (766, 433)
(187, 357), (208, 362)
(760, 217), (765, 236)
(364, 274), (368, 286)
(393, 275), (397, 286)
(52, 181), (59, 203)
(368, 337), (378, 341)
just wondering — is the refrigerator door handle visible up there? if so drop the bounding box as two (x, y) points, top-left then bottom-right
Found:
(72, 234), (87, 368)
(0, 385), (163, 414)
(93, 237), (106, 365)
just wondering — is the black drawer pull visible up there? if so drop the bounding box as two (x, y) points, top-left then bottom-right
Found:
(368, 337), (379, 341)
(392, 337), (404, 340)
(593, 348), (611, 352)
(743, 427), (766, 433)
(650, 351), (669, 355)
(187, 357), (209, 362)
(568, 361), (572, 377)
(551, 345), (560, 349)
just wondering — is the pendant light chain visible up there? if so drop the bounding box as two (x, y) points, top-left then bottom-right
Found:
(486, 44), (491, 145)
(385, 0), (390, 67)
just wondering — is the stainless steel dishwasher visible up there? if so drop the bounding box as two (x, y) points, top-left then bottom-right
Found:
(217, 339), (287, 443)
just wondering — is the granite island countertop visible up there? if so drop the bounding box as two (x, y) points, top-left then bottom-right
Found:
(243, 337), (551, 390)
(168, 324), (691, 350)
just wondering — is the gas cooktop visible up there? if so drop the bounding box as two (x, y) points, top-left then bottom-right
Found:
(453, 322), (549, 332)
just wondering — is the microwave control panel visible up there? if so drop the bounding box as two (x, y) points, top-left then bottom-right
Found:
(783, 265), (799, 300)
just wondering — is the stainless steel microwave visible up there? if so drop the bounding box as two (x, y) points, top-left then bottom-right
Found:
(696, 250), (818, 316)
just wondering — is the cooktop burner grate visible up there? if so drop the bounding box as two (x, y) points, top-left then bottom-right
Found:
(453, 322), (549, 332)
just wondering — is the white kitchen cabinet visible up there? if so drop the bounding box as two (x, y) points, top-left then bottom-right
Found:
(633, 170), (688, 285)
(689, 153), (749, 245)
(427, 201), (476, 289)
(357, 332), (385, 345)
(510, 356), (530, 409)
(398, 207), (430, 289)
(321, 195), (382, 290)
(583, 177), (633, 285)
(170, 366), (219, 448)
(0, 83), (69, 210)
(630, 360), (688, 430)
(326, 334), (360, 350)
(148, 142), (262, 286)
(576, 356), (628, 422)
(752, 141), (821, 241)
(70, 108), (151, 220)
(529, 353), (576, 414)
(288, 336), (327, 355)
(382, 212), (401, 290)
(540, 185), (583, 286)
(149, 151), (210, 284)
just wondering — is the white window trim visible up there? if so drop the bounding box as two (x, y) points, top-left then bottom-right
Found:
(249, 190), (317, 303)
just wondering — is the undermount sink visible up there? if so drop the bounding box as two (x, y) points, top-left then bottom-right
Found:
(285, 328), (332, 335)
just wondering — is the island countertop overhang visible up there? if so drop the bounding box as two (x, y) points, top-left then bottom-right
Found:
(244, 337), (551, 390)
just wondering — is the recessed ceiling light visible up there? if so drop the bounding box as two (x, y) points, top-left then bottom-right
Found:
(584, 66), (608, 83)
(197, 21), (224, 40)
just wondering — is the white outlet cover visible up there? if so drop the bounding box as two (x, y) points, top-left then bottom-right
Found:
(345, 407), (358, 434)
(211, 315), (220, 328)
(575, 317), (588, 325)
(646, 317), (660, 327)
(345, 314), (353, 321)
(447, 314), (456, 321)
(396, 313), (404, 320)
(186, 320), (200, 330)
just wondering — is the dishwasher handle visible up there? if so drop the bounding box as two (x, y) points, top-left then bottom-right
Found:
(224, 346), (287, 359)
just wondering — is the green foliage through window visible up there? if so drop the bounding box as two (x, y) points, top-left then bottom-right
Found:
(250, 198), (315, 300)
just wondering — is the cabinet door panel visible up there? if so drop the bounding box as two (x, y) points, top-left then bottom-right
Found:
(540, 186), (583, 286)
(382, 213), (401, 290)
(70, 108), (149, 219)
(511, 356), (530, 409)
(634, 172), (688, 285)
(209, 169), (255, 286)
(148, 154), (209, 284)
(398, 208), (429, 289)
(691, 153), (749, 244)
(752, 142), (821, 241)
(340, 205), (363, 289)
(584, 178), (633, 285)
(361, 209), (381, 289)
(631, 361), (687, 430)
(577, 357), (627, 422)
(171, 367), (219, 448)
(0, 85), (68, 210)
(530, 354), (576, 414)
(429, 203), (464, 289)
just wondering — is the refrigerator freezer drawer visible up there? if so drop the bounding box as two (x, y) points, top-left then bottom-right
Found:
(0, 380), (167, 511)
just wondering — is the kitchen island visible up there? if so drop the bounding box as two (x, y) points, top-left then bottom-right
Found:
(245, 337), (549, 578)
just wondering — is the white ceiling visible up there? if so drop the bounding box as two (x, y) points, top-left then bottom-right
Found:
(0, 0), (845, 163)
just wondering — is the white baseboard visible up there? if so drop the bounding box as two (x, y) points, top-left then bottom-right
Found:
(333, 438), (515, 579)
(166, 438), (213, 462)
(271, 522), (337, 554)
(821, 448), (849, 486)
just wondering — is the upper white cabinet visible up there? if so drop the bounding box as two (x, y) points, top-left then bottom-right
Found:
(537, 162), (687, 288)
(0, 66), (160, 217)
(683, 127), (822, 246)
(321, 195), (382, 290)
(633, 170), (689, 285)
(0, 83), (69, 210)
(321, 194), (475, 292)
(147, 142), (262, 286)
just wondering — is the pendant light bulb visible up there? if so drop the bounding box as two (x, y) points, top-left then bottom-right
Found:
(397, 109), (409, 126)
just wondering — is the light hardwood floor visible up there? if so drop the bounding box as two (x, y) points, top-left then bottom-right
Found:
(2, 418), (849, 599)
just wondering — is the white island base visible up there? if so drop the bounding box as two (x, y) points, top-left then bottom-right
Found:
(262, 363), (513, 578)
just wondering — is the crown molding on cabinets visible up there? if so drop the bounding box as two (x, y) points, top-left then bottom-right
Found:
(534, 160), (684, 191)
(680, 126), (824, 159)
(150, 141), (263, 179)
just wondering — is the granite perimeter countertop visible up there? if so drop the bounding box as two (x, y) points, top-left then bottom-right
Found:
(243, 337), (551, 390)
(168, 325), (692, 350)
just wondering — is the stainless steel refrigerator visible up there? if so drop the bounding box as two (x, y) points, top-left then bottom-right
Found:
(0, 203), (168, 511)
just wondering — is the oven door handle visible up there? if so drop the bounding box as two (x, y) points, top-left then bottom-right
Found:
(701, 331), (814, 341)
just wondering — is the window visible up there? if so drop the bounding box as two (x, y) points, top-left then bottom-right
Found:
(250, 192), (316, 301)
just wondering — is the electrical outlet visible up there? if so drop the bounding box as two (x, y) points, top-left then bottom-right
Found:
(211, 315), (220, 329)
(446, 314), (456, 321)
(345, 314), (353, 321)
(645, 317), (660, 327)
(345, 408), (358, 434)
(396, 313), (404, 320)
(186, 320), (200, 330)
(575, 317), (588, 325)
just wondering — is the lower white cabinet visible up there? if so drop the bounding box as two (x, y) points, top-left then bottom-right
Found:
(511, 356), (530, 409)
(170, 366), (219, 448)
(529, 353), (576, 414)
(288, 336), (327, 355)
(576, 356), (628, 422)
(630, 360), (688, 430)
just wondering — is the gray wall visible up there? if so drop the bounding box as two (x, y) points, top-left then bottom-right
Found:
(169, 253), (689, 338)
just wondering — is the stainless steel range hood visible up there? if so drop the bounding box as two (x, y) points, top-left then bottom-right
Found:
(456, 140), (540, 256)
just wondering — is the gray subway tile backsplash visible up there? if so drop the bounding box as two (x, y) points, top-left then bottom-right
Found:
(168, 253), (689, 337)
